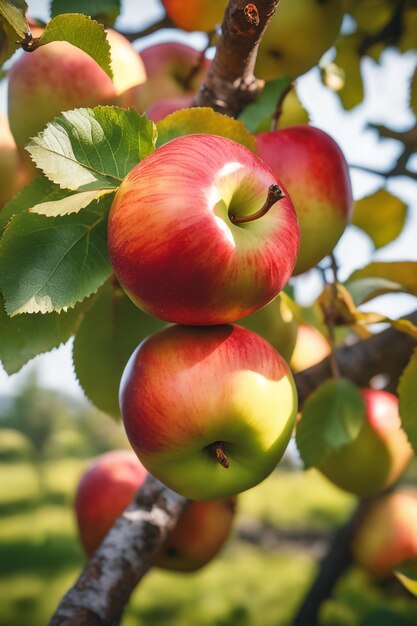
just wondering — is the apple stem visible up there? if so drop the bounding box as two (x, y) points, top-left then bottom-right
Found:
(211, 442), (229, 469)
(229, 184), (285, 225)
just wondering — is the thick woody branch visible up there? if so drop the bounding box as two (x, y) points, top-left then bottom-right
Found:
(49, 476), (187, 626)
(49, 312), (417, 625)
(194, 0), (280, 116)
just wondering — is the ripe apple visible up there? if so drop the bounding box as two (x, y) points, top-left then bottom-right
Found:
(315, 389), (413, 497)
(255, 0), (344, 81)
(8, 29), (146, 162)
(290, 323), (331, 372)
(161, 0), (226, 32)
(0, 114), (20, 206)
(256, 126), (353, 275)
(120, 324), (298, 500)
(108, 133), (299, 326)
(352, 489), (417, 579)
(133, 41), (210, 112)
(238, 295), (298, 363)
(75, 449), (237, 571)
(146, 95), (194, 122)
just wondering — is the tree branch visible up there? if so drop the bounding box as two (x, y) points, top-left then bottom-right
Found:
(49, 311), (417, 625)
(117, 15), (175, 41)
(49, 476), (188, 626)
(194, 0), (280, 116)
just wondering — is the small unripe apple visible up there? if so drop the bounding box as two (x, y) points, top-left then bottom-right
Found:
(75, 450), (237, 571)
(239, 295), (298, 363)
(316, 389), (413, 497)
(108, 133), (299, 326)
(352, 489), (417, 579)
(120, 324), (298, 500)
(256, 126), (353, 275)
(133, 41), (210, 112)
(290, 323), (331, 372)
(8, 29), (146, 162)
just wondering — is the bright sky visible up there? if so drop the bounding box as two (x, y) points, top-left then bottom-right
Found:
(0, 0), (416, 400)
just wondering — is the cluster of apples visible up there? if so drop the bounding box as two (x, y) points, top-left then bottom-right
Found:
(75, 450), (237, 571)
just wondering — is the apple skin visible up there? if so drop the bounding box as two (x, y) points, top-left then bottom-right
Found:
(108, 133), (299, 326)
(75, 450), (148, 557)
(133, 42), (210, 112)
(120, 324), (298, 500)
(316, 389), (413, 497)
(255, 0), (344, 81)
(162, 0), (226, 32)
(238, 295), (298, 363)
(352, 489), (417, 579)
(0, 114), (20, 206)
(256, 126), (353, 275)
(290, 323), (331, 373)
(146, 94), (194, 122)
(8, 29), (146, 161)
(75, 450), (237, 571)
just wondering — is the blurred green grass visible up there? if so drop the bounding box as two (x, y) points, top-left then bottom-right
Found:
(0, 458), (417, 626)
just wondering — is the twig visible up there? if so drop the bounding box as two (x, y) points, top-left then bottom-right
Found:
(194, 0), (280, 117)
(271, 79), (295, 130)
(117, 15), (175, 41)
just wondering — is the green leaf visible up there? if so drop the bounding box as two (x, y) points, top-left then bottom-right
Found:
(296, 378), (365, 468)
(73, 284), (166, 418)
(0, 177), (67, 237)
(346, 261), (417, 305)
(26, 106), (156, 194)
(0, 198), (111, 315)
(239, 77), (308, 133)
(0, 293), (90, 374)
(30, 188), (115, 217)
(50, 0), (121, 27)
(156, 107), (256, 152)
(352, 188), (407, 249)
(37, 13), (112, 77)
(0, 0), (28, 38)
(395, 559), (417, 596)
(398, 348), (417, 454)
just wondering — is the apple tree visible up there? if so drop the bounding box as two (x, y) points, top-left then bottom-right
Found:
(0, 0), (416, 624)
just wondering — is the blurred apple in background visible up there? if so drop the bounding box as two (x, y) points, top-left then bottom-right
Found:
(108, 133), (299, 326)
(120, 324), (298, 500)
(161, 0), (226, 32)
(239, 295), (298, 363)
(146, 94), (194, 122)
(352, 489), (417, 579)
(316, 389), (413, 497)
(8, 29), (146, 171)
(0, 114), (21, 206)
(133, 41), (210, 113)
(256, 126), (353, 275)
(290, 323), (331, 372)
(75, 450), (237, 571)
(255, 0), (344, 80)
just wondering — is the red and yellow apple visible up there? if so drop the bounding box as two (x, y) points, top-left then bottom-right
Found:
(256, 125), (353, 275)
(162, 0), (226, 32)
(146, 95), (194, 122)
(8, 29), (146, 162)
(75, 449), (237, 571)
(120, 324), (298, 500)
(133, 41), (210, 112)
(352, 489), (417, 579)
(290, 323), (331, 372)
(108, 133), (299, 326)
(315, 389), (413, 497)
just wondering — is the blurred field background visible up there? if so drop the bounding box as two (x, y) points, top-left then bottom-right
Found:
(1, 372), (417, 626)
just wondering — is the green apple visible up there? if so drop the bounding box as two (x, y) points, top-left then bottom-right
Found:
(120, 324), (298, 500)
(239, 294), (298, 362)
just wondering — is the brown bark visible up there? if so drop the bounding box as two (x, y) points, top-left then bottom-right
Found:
(194, 0), (280, 116)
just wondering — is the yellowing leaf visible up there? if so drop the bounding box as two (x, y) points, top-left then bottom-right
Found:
(30, 188), (115, 216)
(156, 107), (256, 152)
(346, 261), (417, 305)
(398, 348), (417, 454)
(352, 188), (407, 249)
